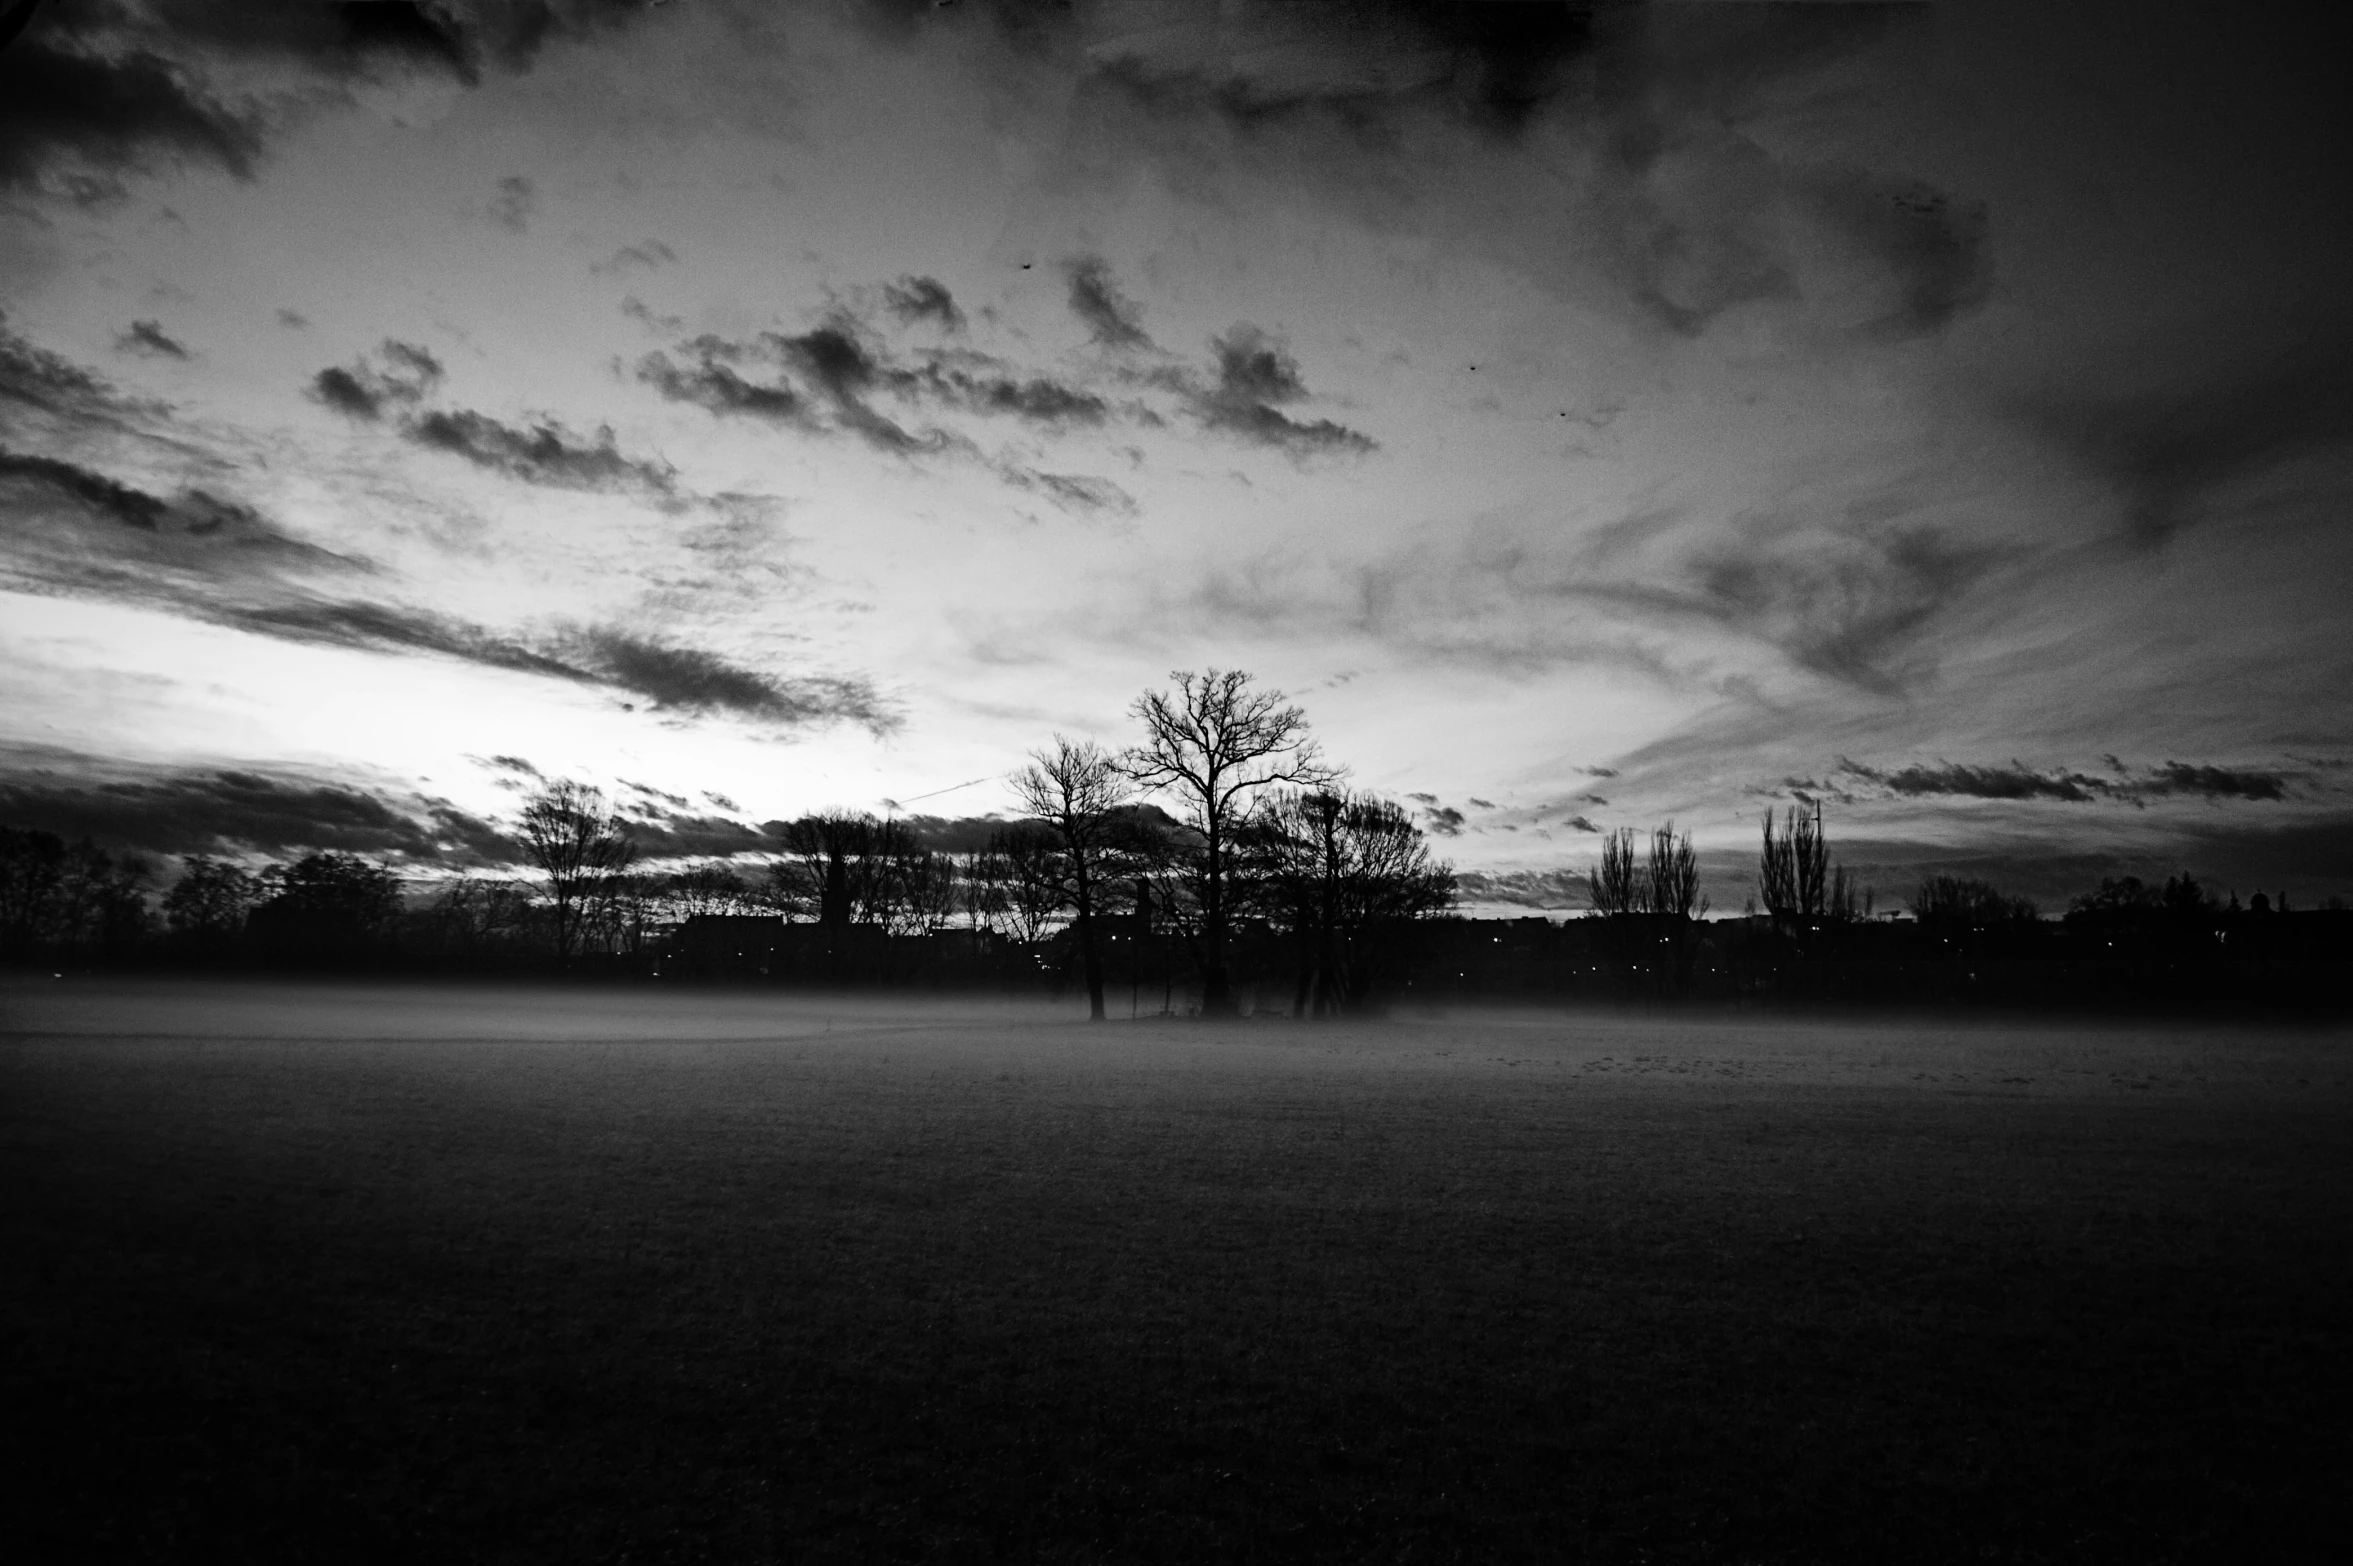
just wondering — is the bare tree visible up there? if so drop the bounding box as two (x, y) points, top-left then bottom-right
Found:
(1011, 735), (1135, 1020)
(668, 863), (755, 919)
(1759, 801), (1860, 945)
(1249, 788), (1454, 1016)
(961, 838), (1012, 934)
(1643, 824), (1706, 920)
(988, 822), (1066, 947)
(1591, 827), (1641, 919)
(777, 811), (874, 933)
(1125, 669), (1336, 1014)
(517, 780), (637, 964)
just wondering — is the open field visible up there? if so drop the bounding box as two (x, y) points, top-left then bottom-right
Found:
(4, 978), (2349, 1563)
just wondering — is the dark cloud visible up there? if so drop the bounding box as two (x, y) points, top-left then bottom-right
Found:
(116, 319), (190, 359)
(1190, 325), (1376, 455)
(1063, 255), (1153, 350)
(639, 323), (1099, 454)
(474, 754), (545, 782)
(0, 449), (359, 593)
(83, 0), (649, 88)
(636, 342), (813, 424)
(2024, 355), (2353, 547)
(1423, 805), (1465, 836)
(638, 326), (951, 454)
(883, 275), (964, 331)
(0, 2), (655, 197)
(403, 407), (679, 496)
(1834, 759), (2115, 805)
(0, 36), (260, 193)
(621, 778), (692, 809)
(0, 447), (168, 530)
(0, 748), (516, 865)
(591, 239), (678, 275)
(551, 626), (899, 732)
(1056, 6), (1975, 343)
(1467, 797), (1497, 810)
(912, 363), (1108, 425)
(2145, 762), (2289, 803)
(1561, 815), (1601, 834)
(702, 790), (740, 812)
(1000, 466), (1137, 519)
(1, 310), (161, 425)
(1827, 757), (2292, 807)
(276, 309), (309, 329)
(489, 173), (536, 231)
(767, 323), (961, 455)
(227, 599), (581, 681)
(620, 808), (775, 862)
(217, 604), (891, 733)
(314, 341), (679, 497)
(307, 339), (444, 421)
(1068, 0), (1610, 142)
(1406, 791), (1438, 806)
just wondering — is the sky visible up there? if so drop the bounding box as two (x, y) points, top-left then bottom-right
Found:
(2, 0), (2349, 914)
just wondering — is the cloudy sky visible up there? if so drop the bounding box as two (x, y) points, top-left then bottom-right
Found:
(3, 0), (2348, 911)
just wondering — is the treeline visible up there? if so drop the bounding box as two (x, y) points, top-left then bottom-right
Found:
(0, 671), (1457, 1017)
(1439, 805), (2349, 1013)
(6, 671), (2347, 1015)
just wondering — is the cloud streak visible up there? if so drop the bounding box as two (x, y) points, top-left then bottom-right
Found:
(1816, 757), (2293, 808)
(0, 447), (889, 734)
(0, 746), (515, 865)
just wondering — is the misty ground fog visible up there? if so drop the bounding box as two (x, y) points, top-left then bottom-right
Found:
(5, 978), (2348, 1561)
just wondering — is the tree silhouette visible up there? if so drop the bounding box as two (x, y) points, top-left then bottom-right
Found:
(985, 822), (1066, 948)
(1246, 788), (1453, 1015)
(164, 856), (258, 941)
(1125, 669), (1336, 1015)
(1011, 735), (1135, 1020)
(1590, 827), (1640, 918)
(517, 781), (636, 965)
(1643, 824), (1705, 920)
(1758, 802), (1829, 943)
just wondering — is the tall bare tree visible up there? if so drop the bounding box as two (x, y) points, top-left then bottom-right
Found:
(1759, 801), (1863, 945)
(1125, 669), (1336, 1014)
(1644, 823), (1705, 920)
(1011, 735), (1135, 1020)
(517, 780), (636, 964)
(1590, 827), (1641, 918)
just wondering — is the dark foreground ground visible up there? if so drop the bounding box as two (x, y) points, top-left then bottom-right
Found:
(3, 979), (2348, 1563)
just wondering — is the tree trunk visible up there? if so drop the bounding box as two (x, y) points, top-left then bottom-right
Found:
(1074, 872), (1105, 1021)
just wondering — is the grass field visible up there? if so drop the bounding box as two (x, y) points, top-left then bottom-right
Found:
(4, 977), (2349, 1562)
